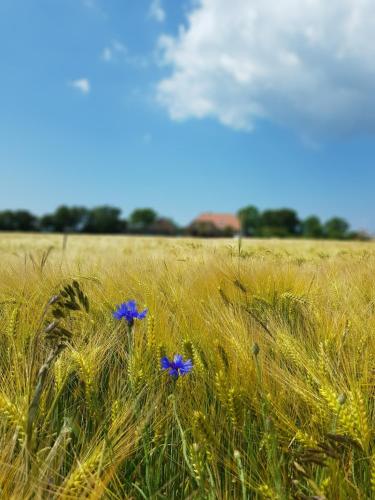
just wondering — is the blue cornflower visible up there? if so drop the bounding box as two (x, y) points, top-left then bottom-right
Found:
(161, 354), (193, 379)
(113, 300), (148, 326)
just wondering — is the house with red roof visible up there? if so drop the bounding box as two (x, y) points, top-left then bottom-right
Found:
(187, 212), (241, 237)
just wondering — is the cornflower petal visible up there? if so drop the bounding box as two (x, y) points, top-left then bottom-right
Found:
(137, 308), (148, 319)
(169, 368), (179, 378)
(161, 357), (171, 370)
(180, 359), (193, 375)
(173, 354), (183, 366)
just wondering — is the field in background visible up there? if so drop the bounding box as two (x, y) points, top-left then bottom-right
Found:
(0, 233), (374, 498)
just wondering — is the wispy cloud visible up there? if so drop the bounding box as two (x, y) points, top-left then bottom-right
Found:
(70, 78), (91, 95)
(100, 40), (127, 62)
(100, 40), (149, 68)
(149, 0), (165, 22)
(82, 0), (95, 8)
(101, 47), (112, 62)
(81, 0), (107, 18)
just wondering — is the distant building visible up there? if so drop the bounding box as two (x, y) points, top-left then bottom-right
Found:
(188, 212), (241, 237)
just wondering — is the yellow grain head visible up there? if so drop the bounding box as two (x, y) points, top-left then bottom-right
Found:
(7, 306), (19, 338)
(146, 313), (156, 350)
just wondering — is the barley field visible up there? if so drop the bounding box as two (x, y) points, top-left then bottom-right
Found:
(0, 233), (374, 499)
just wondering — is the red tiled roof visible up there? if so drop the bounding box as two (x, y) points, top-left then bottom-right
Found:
(193, 213), (241, 231)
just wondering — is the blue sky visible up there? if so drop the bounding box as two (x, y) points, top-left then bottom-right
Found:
(1, 0), (374, 231)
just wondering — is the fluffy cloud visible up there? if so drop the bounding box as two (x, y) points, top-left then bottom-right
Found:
(149, 0), (165, 22)
(157, 0), (375, 137)
(70, 78), (91, 95)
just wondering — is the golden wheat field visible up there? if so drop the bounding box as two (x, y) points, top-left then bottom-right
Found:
(0, 232), (374, 499)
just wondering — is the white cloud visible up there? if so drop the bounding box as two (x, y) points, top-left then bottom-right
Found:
(157, 0), (375, 137)
(70, 78), (91, 95)
(149, 0), (165, 22)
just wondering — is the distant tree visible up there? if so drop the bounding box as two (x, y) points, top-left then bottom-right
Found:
(149, 217), (179, 236)
(348, 230), (371, 241)
(221, 226), (237, 237)
(0, 210), (17, 230)
(0, 210), (37, 231)
(14, 210), (37, 231)
(324, 217), (350, 240)
(302, 216), (324, 239)
(187, 221), (219, 237)
(259, 209), (300, 237)
(83, 206), (125, 234)
(40, 205), (88, 232)
(129, 208), (157, 233)
(237, 205), (260, 236)
(39, 214), (56, 232)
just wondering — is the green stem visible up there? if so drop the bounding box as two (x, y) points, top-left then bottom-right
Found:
(26, 343), (65, 456)
(171, 396), (198, 484)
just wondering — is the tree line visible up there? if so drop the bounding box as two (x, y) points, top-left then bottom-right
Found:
(237, 206), (368, 240)
(0, 204), (369, 240)
(0, 206), (169, 234)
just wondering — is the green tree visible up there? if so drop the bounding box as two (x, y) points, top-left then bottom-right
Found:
(302, 216), (323, 238)
(324, 217), (350, 240)
(129, 208), (157, 233)
(14, 210), (37, 231)
(40, 205), (88, 232)
(39, 214), (56, 232)
(83, 206), (125, 234)
(0, 210), (36, 231)
(149, 218), (179, 236)
(187, 221), (219, 237)
(259, 209), (300, 237)
(0, 210), (17, 230)
(237, 205), (260, 236)
(347, 230), (371, 241)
